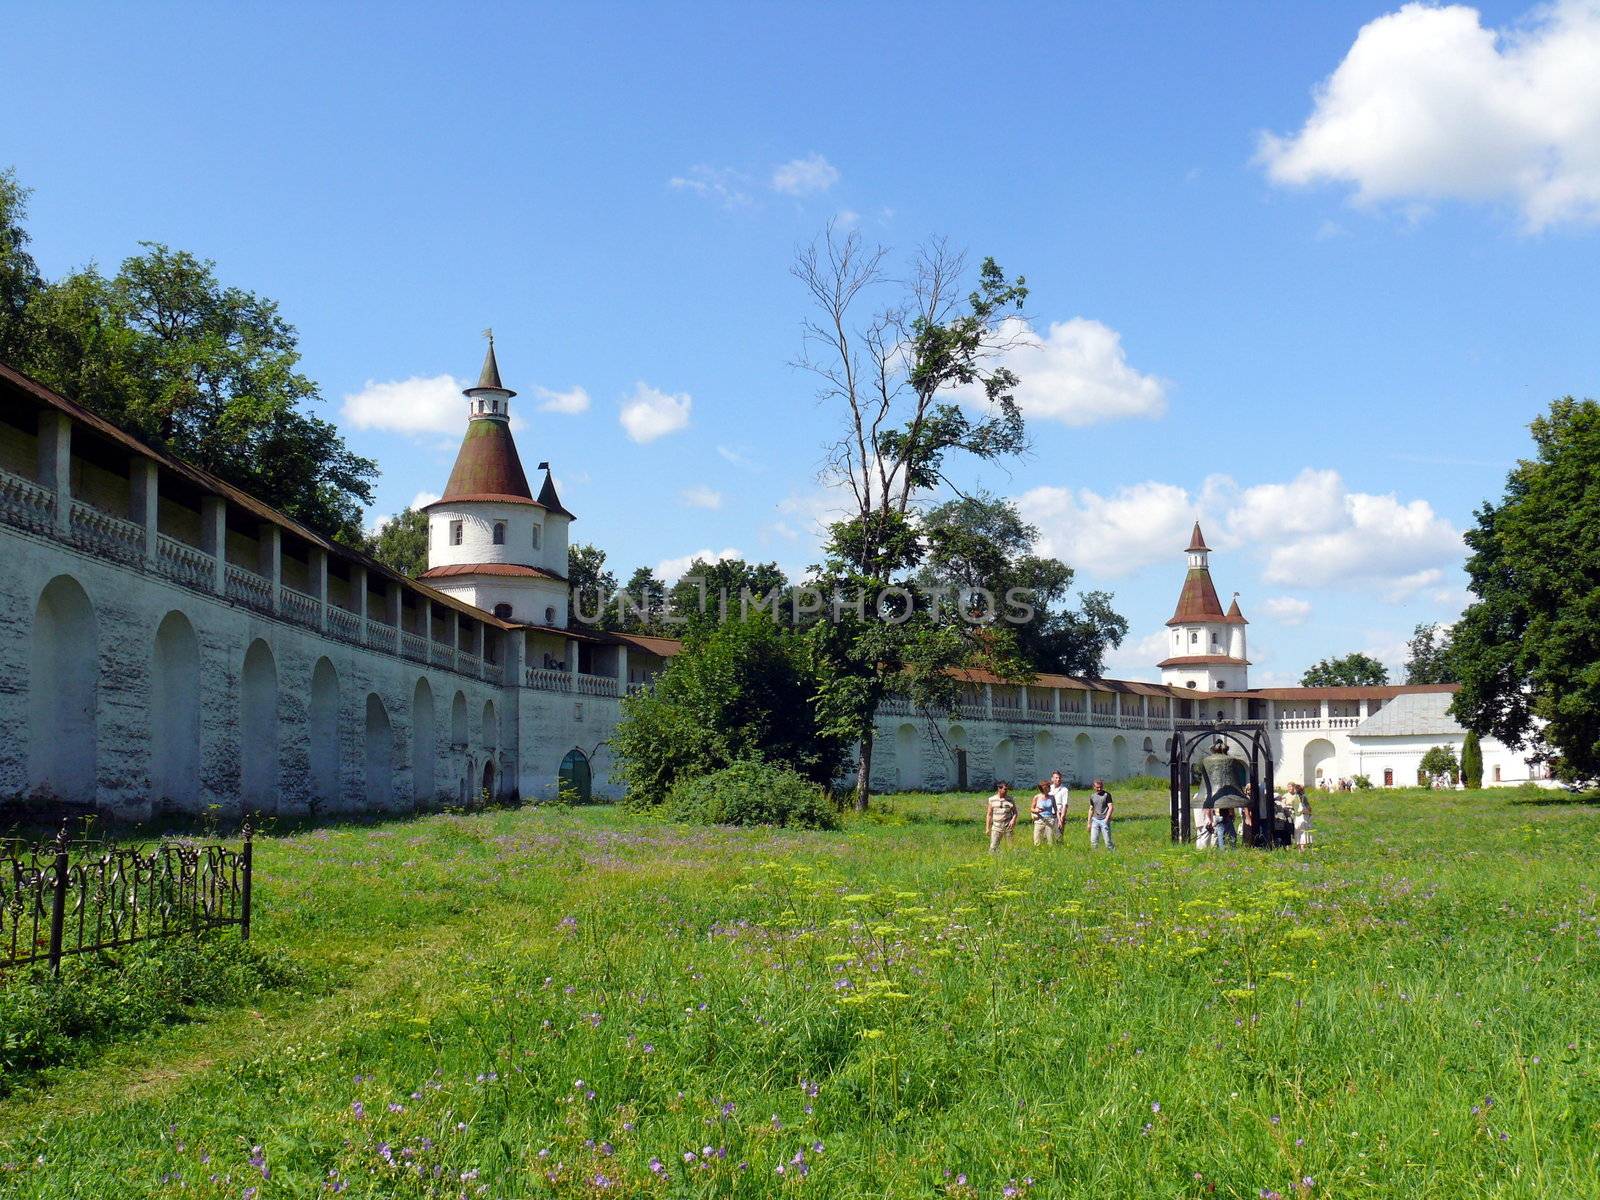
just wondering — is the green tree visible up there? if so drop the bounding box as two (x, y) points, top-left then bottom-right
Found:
(1301, 652), (1390, 687)
(2, 172), (378, 539)
(363, 508), (430, 577)
(0, 168), (43, 364)
(611, 612), (848, 807)
(667, 557), (789, 632)
(916, 492), (1128, 676)
(1452, 398), (1600, 782)
(1405, 622), (1459, 684)
(568, 542), (619, 627)
(1418, 744), (1459, 786)
(792, 229), (1032, 811)
(616, 565), (668, 633)
(1460, 730), (1483, 789)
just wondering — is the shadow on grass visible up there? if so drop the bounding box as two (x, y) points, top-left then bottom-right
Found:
(1508, 792), (1599, 807)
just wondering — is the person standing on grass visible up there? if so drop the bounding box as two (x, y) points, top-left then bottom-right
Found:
(1086, 778), (1114, 850)
(1030, 780), (1059, 846)
(985, 781), (1018, 853)
(1292, 783), (1314, 850)
(1049, 770), (1070, 836)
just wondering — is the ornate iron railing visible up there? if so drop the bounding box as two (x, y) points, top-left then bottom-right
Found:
(225, 563), (274, 613)
(575, 672), (618, 697)
(327, 605), (362, 643)
(0, 827), (252, 972)
(158, 534), (213, 591)
(0, 468), (56, 535)
(280, 585), (322, 629)
(525, 667), (572, 692)
(68, 501), (145, 566)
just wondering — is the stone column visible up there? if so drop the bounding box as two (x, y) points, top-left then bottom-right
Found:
(386, 581), (402, 629)
(308, 547), (329, 630)
(350, 565), (368, 636)
(129, 457), (159, 564)
(616, 644), (629, 696)
(200, 496), (227, 593)
(502, 627), (526, 688)
(1319, 697), (1330, 729)
(423, 597), (435, 658)
(1052, 687), (1061, 721)
(1358, 698), (1370, 721)
(983, 683), (993, 720)
(257, 523), (281, 612)
(36, 409), (72, 535)
(566, 638), (580, 681)
(1113, 693), (1123, 724)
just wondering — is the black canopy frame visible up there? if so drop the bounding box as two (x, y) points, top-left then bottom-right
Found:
(1168, 722), (1280, 847)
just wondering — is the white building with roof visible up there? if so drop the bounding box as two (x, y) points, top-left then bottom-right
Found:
(0, 345), (1551, 820)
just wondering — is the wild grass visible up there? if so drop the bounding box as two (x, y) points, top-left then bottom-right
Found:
(0, 785), (1595, 1198)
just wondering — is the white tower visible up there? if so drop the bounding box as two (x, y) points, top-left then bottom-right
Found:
(1158, 522), (1249, 693)
(420, 338), (574, 628)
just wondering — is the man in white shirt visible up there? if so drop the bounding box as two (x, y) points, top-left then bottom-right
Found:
(1048, 770), (1069, 836)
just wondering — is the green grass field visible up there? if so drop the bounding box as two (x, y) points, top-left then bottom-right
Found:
(2, 786), (1597, 1198)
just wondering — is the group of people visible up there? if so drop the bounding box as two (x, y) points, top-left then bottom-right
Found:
(982, 773), (1316, 853)
(983, 772), (1116, 852)
(1192, 781), (1314, 851)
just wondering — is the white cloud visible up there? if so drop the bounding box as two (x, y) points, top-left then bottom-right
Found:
(365, 490), (440, 535)
(619, 383), (692, 443)
(668, 165), (753, 208)
(969, 317), (1166, 427)
(717, 444), (762, 471)
(341, 374), (464, 435)
(1222, 469), (1348, 544)
(1262, 596), (1313, 625)
(1102, 631), (1170, 682)
(1017, 481), (1196, 575)
(656, 547), (743, 583)
(771, 153), (841, 195)
(410, 490), (440, 510)
(1260, 490), (1464, 589)
(535, 385), (590, 415)
(680, 484), (724, 510)
(1259, 0), (1600, 230)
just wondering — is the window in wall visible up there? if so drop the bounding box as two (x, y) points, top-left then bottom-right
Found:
(1493, 765), (1501, 782)
(1190, 632), (1198, 645)
(545, 605), (556, 624)
(1216, 680), (1226, 690)
(1186, 681), (1197, 689)
(450, 520), (463, 546)
(531, 524), (542, 550)
(493, 603), (513, 620)
(1384, 768), (1393, 786)
(493, 522), (506, 545)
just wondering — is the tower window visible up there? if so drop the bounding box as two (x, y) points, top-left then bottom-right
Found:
(493, 521), (506, 545)
(450, 520), (463, 546)
(493, 603), (513, 620)
(545, 605), (556, 624)
(1190, 632), (1198, 645)
(531, 524), (542, 550)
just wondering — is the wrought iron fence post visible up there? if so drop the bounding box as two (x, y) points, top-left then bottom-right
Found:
(47, 820), (69, 973)
(240, 822), (253, 941)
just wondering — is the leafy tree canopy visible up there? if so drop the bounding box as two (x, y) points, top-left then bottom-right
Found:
(611, 612), (849, 807)
(1405, 622), (1459, 685)
(1451, 397), (1600, 780)
(568, 543), (619, 627)
(1418, 744), (1459, 785)
(916, 492), (1128, 677)
(1, 169), (377, 540)
(363, 508), (429, 577)
(1300, 652), (1390, 688)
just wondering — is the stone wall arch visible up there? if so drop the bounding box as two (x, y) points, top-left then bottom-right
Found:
(993, 737), (1016, 787)
(151, 610), (201, 811)
(895, 723), (918, 791)
(309, 657), (340, 806)
(365, 692), (393, 809)
(240, 639), (279, 812)
(1304, 738), (1336, 786)
(1113, 735), (1130, 780)
(412, 677), (436, 807)
(1074, 732), (1096, 786)
(29, 575), (98, 803)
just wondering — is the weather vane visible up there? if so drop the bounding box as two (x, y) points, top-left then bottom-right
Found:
(482, 326), (494, 345)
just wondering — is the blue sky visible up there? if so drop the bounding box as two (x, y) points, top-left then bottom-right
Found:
(6, 1), (1599, 683)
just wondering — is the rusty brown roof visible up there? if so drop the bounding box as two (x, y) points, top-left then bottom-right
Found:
(950, 666), (1175, 697)
(1157, 654), (1252, 668)
(1167, 566), (1226, 625)
(536, 468), (574, 520)
(1224, 596), (1247, 625)
(467, 340), (514, 395)
(1187, 521), (1209, 552)
(440, 418), (533, 503)
(420, 563), (566, 581)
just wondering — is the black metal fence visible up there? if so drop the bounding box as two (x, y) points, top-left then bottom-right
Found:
(1, 825), (252, 972)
